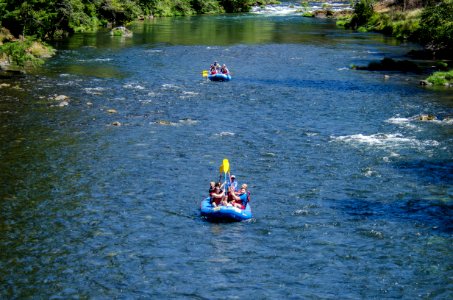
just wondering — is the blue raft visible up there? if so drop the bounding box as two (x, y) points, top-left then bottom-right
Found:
(200, 197), (252, 222)
(208, 73), (231, 82)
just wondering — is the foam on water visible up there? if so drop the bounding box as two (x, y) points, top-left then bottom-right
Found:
(216, 131), (235, 137)
(386, 116), (418, 129)
(123, 83), (145, 90)
(84, 87), (106, 95)
(332, 133), (440, 151)
(251, 1), (353, 15)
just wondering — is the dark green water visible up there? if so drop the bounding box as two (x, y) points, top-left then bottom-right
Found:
(0, 11), (452, 299)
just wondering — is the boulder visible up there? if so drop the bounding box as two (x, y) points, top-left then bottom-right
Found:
(419, 80), (432, 86)
(54, 95), (69, 101)
(419, 114), (436, 121)
(110, 27), (133, 37)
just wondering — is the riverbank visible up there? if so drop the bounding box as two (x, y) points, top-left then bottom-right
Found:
(333, 0), (452, 87)
(0, 28), (55, 72)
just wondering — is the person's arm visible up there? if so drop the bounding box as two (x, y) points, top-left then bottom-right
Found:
(212, 191), (224, 198)
(230, 191), (240, 201)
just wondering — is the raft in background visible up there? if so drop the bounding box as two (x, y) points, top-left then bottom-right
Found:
(200, 197), (252, 222)
(208, 73), (231, 82)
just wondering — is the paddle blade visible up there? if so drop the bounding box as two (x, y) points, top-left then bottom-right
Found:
(223, 158), (229, 173)
(202, 70), (208, 77)
(219, 164), (224, 174)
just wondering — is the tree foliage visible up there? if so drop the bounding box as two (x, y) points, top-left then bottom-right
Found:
(343, 0), (452, 57)
(0, 36), (46, 66)
(348, 0), (375, 29)
(416, 0), (453, 53)
(0, 0), (275, 40)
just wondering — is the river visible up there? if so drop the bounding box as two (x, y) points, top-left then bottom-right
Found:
(0, 4), (452, 299)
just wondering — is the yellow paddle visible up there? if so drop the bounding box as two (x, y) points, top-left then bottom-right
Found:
(223, 158), (230, 174)
(202, 70), (208, 77)
(222, 158), (230, 195)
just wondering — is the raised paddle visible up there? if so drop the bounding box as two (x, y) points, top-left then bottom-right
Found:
(222, 158), (231, 195)
(223, 158), (229, 174)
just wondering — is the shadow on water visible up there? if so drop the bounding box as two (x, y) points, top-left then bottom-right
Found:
(392, 159), (453, 186)
(331, 198), (453, 234)
(242, 77), (428, 95)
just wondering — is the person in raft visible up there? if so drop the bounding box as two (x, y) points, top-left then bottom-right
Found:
(209, 181), (215, 196)
(210, 64), (217, 75)
(223, 175), (238, 204)
(230, 183), (249, 209)
(229, 175), (238, 192)
(213, 61), (221, 72)
(220, 64), (229, 75)
(210, 182), (225, 207)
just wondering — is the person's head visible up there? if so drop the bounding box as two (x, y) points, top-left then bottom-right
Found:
(231, 175), (235, 181)
(215, 182), (221, 190)
(210, 181), (215, 188)
(222, 64), (226, 67)
(237, 184), (246, 194)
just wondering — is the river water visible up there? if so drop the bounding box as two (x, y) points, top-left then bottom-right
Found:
(1, 6), (452, 299)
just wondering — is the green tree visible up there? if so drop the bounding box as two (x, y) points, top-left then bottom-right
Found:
(417, 0), (453, 56)
(348, 0), (375, 29)
(190, 0), (222, 14)
(220, 0), (255, 13)
(97, 0), (142, 25)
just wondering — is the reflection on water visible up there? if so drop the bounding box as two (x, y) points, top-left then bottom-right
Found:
(54, 14), (392, 49)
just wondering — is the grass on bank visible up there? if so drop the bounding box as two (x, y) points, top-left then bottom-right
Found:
(336, 7), (422, 41)
(0, 33), (55, 68)
(338, 0), (453, 87)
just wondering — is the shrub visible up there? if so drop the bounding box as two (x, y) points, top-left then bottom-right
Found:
(0, 38), (44, 67)
(417, 0), (453, 54)
(349, 0), (375, 29)
(427, 70), (453, 85)
(336, 16), (352, 27)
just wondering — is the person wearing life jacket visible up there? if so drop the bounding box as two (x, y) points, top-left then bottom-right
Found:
(228, 175), (238, 192)
(209, 181), (215, 200)
(223, 175), (238, 204)
(231, 183), (249, 210)
(220, 64), (229, 74)
(210, 64), (217, 75)
(213, 61), (221, 73)
(210, 182), (224, 207)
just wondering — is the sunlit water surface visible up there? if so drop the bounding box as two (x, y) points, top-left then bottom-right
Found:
(0, 10), (452, 299)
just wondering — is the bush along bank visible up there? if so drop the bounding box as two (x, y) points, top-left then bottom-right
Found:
(0, 28), (55, 72)
(338, 0), (453, 87)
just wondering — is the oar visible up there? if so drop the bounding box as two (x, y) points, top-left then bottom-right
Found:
(223, 158), (229, 174)
(202, 70), (209, 81)
(222, 158), (230, 196)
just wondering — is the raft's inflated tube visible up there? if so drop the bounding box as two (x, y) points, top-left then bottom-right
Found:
(200, 198), (252, 222)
